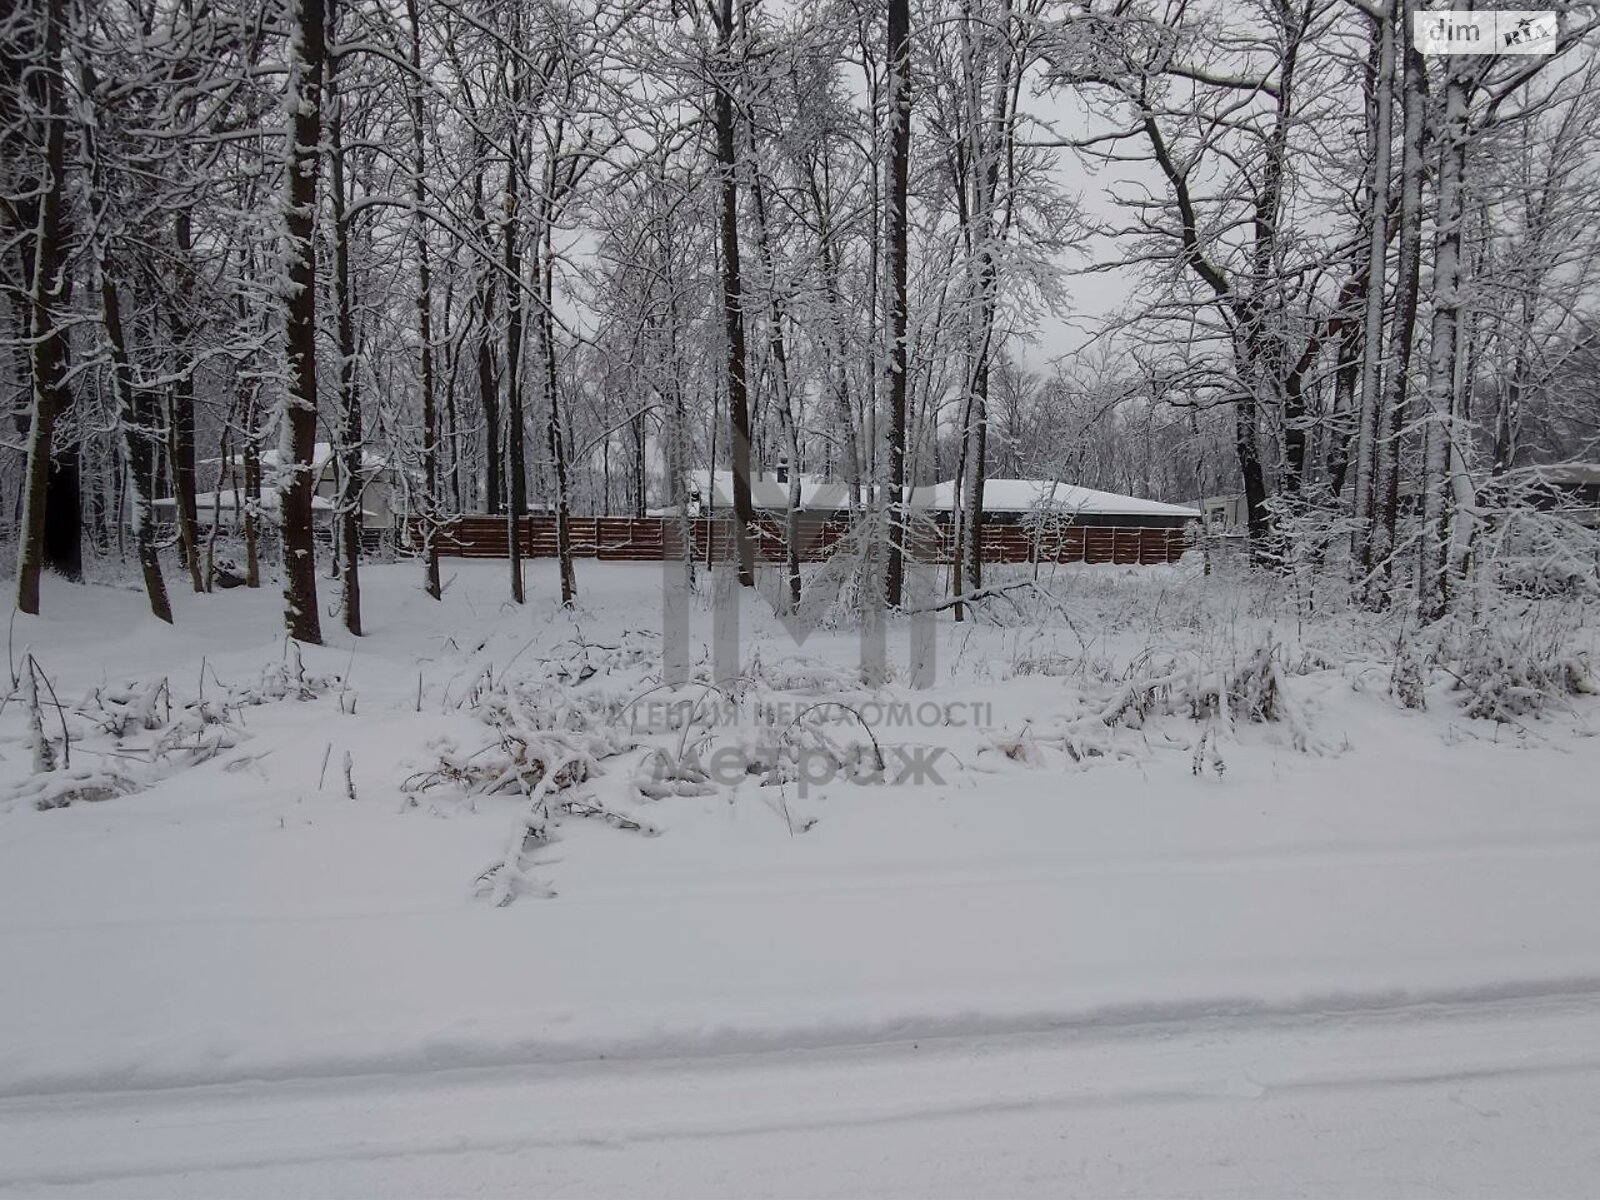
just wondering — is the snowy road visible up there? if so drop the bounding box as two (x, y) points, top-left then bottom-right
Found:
(3, 990), (1598, 1198)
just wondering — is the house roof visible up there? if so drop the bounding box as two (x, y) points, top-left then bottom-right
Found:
(685, 469), (855, 511)
(151, 488), (378, 518)
(907, 478), (1201, 519)
(202, 443), (392, 477)
(659, 472), (1200, 519)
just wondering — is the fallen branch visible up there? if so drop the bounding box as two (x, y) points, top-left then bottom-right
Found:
(481, 753), (579, 907)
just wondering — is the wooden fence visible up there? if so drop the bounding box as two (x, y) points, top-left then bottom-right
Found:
(405, 515), (1191, 567)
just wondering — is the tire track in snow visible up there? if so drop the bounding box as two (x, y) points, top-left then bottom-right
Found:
(3, 990), (1599, 1193)
(3, 976), (1600, 1102)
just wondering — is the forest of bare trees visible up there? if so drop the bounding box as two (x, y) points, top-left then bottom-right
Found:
(4, 0), (1599, 639)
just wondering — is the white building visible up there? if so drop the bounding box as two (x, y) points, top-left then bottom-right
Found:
(909, 478), (1201, 528)
(152, 444), (401, 531)
(650, 467), (855, 518)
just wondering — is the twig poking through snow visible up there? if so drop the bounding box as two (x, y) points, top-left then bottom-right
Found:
(25, 661), (55, 773)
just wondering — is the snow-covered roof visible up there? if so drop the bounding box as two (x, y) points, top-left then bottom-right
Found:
(150, 488), (373, 517)
(202, 443), (392, 477)
(906, 478), (1201, 519)
(685, 469), (855, 512)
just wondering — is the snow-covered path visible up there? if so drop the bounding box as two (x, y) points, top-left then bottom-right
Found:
(4, 990), (1598, 1197)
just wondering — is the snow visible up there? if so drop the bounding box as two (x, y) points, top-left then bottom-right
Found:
(6, 993), (1599, 1197)
(2, 560), (1598, 1194)
(150, 487), (338, 516)
(676, 468), (855, 512)
(231, 442), (391, 476)
(655, 473), (1201, 520)
(908, 477), (1203, 518)
(1530, 462), (1600, 486)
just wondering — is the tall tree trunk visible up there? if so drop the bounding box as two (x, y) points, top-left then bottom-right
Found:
(1225, 308), (1274, 550)
(884, 0), (911, 607)
(14, 0), (71, 615)
(101, 269), (172, 624)
(747, 141), (802, 612)
(242, 380), (262, 588)
(169, 212), (203, 593)
(632, 407), (647, 517)
(327, 55), (363, 635)
(714, 0), (755, 588)
(1369, 23), (1427, 599)
(43, 445), (81, 582)
(230, 279), (263, 588)
(406, 0), (440, 602)
(279, 0), (326, 645)
(960, 387), (987, 597)
(1419, 61), (1473, 621)
(1325, 304), (1363, 500)
(816, 189), (861, 501)
(503, 147), (526, 604)
(443, 281), (464, 514)
(540, 208), (575, 605)
(1234, 375), (1270, 549)
(78, 52), (171, 623)
(472, 146), (502, 516)
(958, 0), (1013, 601)
(1351, 2), (1395, 566)
(950, 389), (970, 622)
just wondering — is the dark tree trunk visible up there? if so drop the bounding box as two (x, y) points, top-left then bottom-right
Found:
(1325, 285), (1366, 500)
(1350, 3), (1393, 556)
(279, 0), (326, 645)
(169, 212), (203, 593)
(746, 140), (802, 612)
(632, 408), (647, 517)
(78, 47), (172, 622)
(443, 277), (464, 514)
(406, 0), (440, 602)
(14, 0), (73, 614)
(476, 297), (501, 516)
(1369, 30), (1428, 595)
(43, 449), (81, 582)
(540, 220), (575, 605)
(961, 380), (987, 599)
(101, 270), (172, 623)
(503, 147), (526, 604)
(328, 51), (362, 636)
(1237, 396), (1270, 547)
(885, 0), (911, 607)
(714, 0), (755, 587)
(1418, 61), (1474, 621)
(242, 379), (262, 588)
(229, 283), (263, 588)
(471, 147), (502, 516)
(1281, 343), (1315, 494)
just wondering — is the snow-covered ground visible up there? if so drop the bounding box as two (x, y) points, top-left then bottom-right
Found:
(8, 994), (1600, 1197)
(2, 559), (1599, 1195)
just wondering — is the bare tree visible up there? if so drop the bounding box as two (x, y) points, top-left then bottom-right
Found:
(9, 0), (74, 615)
(279, 0), (326, 645)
